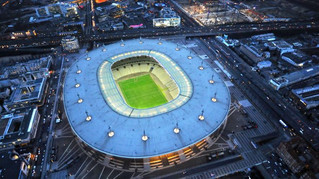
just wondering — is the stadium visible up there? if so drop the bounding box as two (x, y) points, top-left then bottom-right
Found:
(63, 39), (231, 171)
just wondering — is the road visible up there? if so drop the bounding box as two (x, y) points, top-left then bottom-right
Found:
(1, 20), (318, 49)
(41, 56), (65, 179)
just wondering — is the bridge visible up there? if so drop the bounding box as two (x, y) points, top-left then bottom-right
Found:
(0, 21), (318, 49)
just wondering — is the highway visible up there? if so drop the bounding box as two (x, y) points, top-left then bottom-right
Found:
(1, 20), (318, 49)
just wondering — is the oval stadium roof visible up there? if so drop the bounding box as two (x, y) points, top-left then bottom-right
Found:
(63, 39), (230, 158)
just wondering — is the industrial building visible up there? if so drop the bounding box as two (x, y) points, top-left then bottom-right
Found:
(269, 64), (319, 90)
(281, 51), (311, 67)
(290, 84), (319, 110)
(0, 107), (40, 149)
(239, 44), (265, 63)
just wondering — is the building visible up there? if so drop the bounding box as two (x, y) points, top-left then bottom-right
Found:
(3, 76), (47, 111)
(269, 64), (319, 90)
(264, 40), (294, 54)
(0, 56), (52, 78)
(0, 88), (10, 99)
(281, 51), (311, 67)
(251, 33), (276, 42)
(9, 30), (37, 40)
(0, 57), (51, 111)
(257, 60), (272, 69)
(276, 140), (304, 173)
(153, 7), (180, 28)
(239, 44), (265, 63)
(0, 149), (31, 179)
(276, 138), (319, 176)
(290, 84), (319, 110)
(61, 36), (80, 52)
(0, 107), (40, 149)
(35, 3), (78, 18)
(63, 39), (230, 171)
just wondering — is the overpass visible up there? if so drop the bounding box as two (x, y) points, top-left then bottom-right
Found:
(0, 21), (318, 49)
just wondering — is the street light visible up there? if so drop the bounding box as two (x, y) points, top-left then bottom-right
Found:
(120, 39), (125, 46)
(76, 65), (81, 74)
(158, 38), (162, 45)
(75, 79), (80, 88)
(86, 116), (91, 121)
(209, 74), (214, 84)
(199, 60), (204, 70)
(198, 110), (205, 121)
(188, 50), (192, 59)
(85, 111), (91, 121)
(173, 123), (180, 134)
(77, 94), (83, 103)
(108, 126), (114, 137)
(175, 44), (180, 51)
(142, 130), (148, 141)
(139, 37), (143, 44)
(211, 92), (217, 102)
(108, 131), (114, 137)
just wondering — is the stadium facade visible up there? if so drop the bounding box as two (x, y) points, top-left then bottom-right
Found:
(63, 39), (231, 171)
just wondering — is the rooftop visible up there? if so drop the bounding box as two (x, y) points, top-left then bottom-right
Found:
(0, 107), (38, 149)
(270, 64), (319, 90)
(63, 39), (230, 158)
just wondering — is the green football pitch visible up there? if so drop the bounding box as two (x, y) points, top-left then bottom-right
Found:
(118, 74), (168, 109)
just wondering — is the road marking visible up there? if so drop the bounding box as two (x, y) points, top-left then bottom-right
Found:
(106, 169), (114, 179)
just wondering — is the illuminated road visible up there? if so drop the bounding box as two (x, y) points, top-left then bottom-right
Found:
(0, 21), (318, 49)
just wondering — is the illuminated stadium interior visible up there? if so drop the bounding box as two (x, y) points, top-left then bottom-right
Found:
(111, 56), (179, 109)
(98, 50), (193, 118)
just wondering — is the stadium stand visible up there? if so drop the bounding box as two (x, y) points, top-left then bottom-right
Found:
(111, 56), (179, 102)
